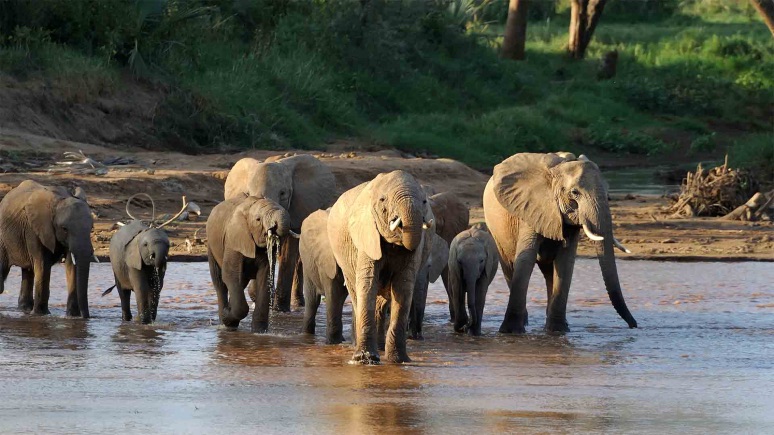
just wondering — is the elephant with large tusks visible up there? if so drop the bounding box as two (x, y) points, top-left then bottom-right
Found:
(483, 152), (637, 333)
(0, 180), (95, 318)
(207, 195), (291, 332)
(103, 195), (189, 324)
(328, 170), (434, 364)
(224, 154), (336, 312)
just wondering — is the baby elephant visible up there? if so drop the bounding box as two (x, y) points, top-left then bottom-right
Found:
(106, 221), (171, 324)
(449, 224), (499, 336)
(207, 195), (292, 332)
(299, 209), (348, 344)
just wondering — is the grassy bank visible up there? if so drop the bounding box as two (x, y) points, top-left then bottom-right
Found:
(0, 0), (771, 175)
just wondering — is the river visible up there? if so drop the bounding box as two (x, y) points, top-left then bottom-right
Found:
(0, 260), (772, 434)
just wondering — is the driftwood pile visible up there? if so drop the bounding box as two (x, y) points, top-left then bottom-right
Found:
(668, 157), (772, 221)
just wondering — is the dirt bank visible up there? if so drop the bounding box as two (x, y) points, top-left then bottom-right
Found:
(1, 131), (771, 261)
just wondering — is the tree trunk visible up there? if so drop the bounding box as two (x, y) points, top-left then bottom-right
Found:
(750, 0), (774, 36)
(501, 0), (529, 60)
(568, 0), (608, 59)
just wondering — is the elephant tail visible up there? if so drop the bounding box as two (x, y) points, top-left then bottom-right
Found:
(101, 285), (116, 297)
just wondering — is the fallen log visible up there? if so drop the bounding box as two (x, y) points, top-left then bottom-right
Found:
(722, 190), (774, 221)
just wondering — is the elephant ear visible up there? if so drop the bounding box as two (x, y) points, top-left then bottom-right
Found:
(24, 189), (58, 253)
(492, 153), (565, 241)
(225, 202), (257, 258)
(429, 192), (469, 244)
(482, 230), (500, 280)
(308, 212), (338, 281)
(72, 186), (88, 202)
(285, 154), (337, 229)
(348, 180), (382, 261)
(427, 234), (449, 283)
(125, 235), (144, 270)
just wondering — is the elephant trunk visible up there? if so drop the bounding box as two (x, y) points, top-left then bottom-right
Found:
(584, 195), (637, 329)
(464, 264), (478, 335)
(269, 209), (291, 238)
(397, 197), (423, 251)
(75, 260), (90, 319)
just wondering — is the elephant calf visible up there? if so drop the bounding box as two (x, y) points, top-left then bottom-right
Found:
(299, 209), (348, 344)
(105, 221), (171, 324)
(207, 195), (291, 332)
(449, 224), (499, 336)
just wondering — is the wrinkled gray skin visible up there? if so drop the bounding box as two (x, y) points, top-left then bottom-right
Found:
(0, 180), (94, 318)
(407, 231), (449, 340)
(207, 196), (291, 332)
(449, 225), (499, 336)
(224, 154), (337, 312)
(328, 170), (434, 364)
(106, 221), (170, 324)
(426, 192), (469, 322)
(300, 209), (348, 344)
(483, 153), (637, 333)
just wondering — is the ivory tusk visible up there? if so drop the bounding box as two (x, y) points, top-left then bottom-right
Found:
(422, 218), (434, 230)
(614, 237), (631, 254)
(389, 217), (402, 232)
(289, 230), (301, 239)
(582, 223), (605, 241)
(70, 252), (77, 265)
(92, 254), (100, 263)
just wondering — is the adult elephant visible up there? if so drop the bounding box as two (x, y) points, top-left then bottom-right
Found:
(483, 153), (637, 333)
(427, 192), (469, 321)
(328, 170), (433, 364)
(224, 154), (336, 311)
(0, 180), (94, 317)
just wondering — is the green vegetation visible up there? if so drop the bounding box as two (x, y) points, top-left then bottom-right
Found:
(0, 0), (771, 172)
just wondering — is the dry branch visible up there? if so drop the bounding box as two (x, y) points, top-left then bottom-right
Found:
(668, 158), (760, 218)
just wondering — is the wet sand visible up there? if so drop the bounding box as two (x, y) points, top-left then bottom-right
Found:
(0, 261), (772, 433)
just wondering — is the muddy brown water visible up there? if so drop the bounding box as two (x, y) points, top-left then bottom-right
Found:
(0, 261), (772, 434)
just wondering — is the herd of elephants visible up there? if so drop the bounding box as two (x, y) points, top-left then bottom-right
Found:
(0, 151), (638, 365)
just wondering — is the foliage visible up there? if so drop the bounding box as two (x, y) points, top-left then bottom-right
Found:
(727, 134), (774, 183)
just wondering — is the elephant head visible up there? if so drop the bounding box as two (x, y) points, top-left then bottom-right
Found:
(246, 154), (337, 229)
(125, 227), (170, 323)
(225, 197), (291, 258)
(25, 185), (94, 317)
(492, 153), (637, 328)
(349, 171), (434, 260)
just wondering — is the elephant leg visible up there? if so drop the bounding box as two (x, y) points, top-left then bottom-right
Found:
(18, 268), (34, 312)
(375, 295), (389, 351)
(115, 279), (132, 322)
(440, 266), (454, 323)
(0, 254), (10, 294)
(129, 270), (153, 324)
(348, 288), (358, 346)
(450, 264), (468, 333)
(325, 281), (346, 345)
(65, 254), (81, 317)
(351, 265), (380, 365)
(273, 236), (297, 312)
(385, 277), (413, 364)
(31, 260), (51, 316)
(291, 248), (305, 309)
(302, 274), (319, 335)
(500, 229), (539, 334)
(538, 261), (554, 319)
(208, 252), (231, 327)
(472, 276), (490, 336)
(408, 273), (429, 340)
(546, 240), (578, 333)
(251, 260), (271, 333)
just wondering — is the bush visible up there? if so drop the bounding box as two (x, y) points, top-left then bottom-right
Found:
(727, 134), (774, 183)
(582, 123), (670, 155)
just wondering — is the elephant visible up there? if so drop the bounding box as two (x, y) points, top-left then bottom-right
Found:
(328, 170), (434, 364)
(426, 192), (469, 321)
(224, 154), (337, 311)
(483, 152), (638, 333)
(0, 180), (94, 317)
(207, 195), (291, 332)
(299, 209), (348, 344)
(448, 225), (499, 336)
(407, 231), (449, 340)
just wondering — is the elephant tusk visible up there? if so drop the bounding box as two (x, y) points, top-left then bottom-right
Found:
(289, 230), (301, 239)
(422, 218), (434, 230)
(582, 223), (604, 241)
(389, 217), (402, 232)
(614, 237), (631, 254)
(70, 252), (77, 265)
(92, 254), (100, 263)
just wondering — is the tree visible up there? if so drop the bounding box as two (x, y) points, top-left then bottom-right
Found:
(501, 0), (528, 60)
(750, 0), (774, 36)
(568, 0), (607, 59)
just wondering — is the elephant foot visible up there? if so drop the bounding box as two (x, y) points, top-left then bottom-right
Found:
(66, 307), (82, 317)
(221, 318), (241, 329)
(545, 318), (570, 333)
(349, 350), (380, 365)
(453, 320), (468, 333)
(326, 334), (344, 345)
(122, 313), (133, 322)
(467, 327), (482, 337)
(499, 318), (526, 334)
(251, 321), (269, 334)
(385, 350), (411, 364)
(31, 306), (51, 316)
(18, 301), (33, 313)
(272, 304), (291, 313)
(408, 331), (424, 341)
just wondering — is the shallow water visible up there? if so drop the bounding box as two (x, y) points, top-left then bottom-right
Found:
(604, 165), (681, 196)
(0, 260), (772, 434)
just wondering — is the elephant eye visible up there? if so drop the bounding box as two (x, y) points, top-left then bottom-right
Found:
(423, 199), (427, 204)
(379, 196), (386, 202)
(570, 188), (580, 198)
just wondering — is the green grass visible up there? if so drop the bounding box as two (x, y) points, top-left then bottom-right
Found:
(0, 0), (771, 172)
